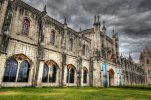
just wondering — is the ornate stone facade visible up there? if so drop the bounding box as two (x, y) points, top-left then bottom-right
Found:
(121, 54), (146, 85)
(140, 47), (151, 85)
(0, 0), (146, 87)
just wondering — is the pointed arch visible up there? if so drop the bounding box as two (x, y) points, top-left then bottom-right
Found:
(3, 54), (32, 83)
(66, 64), (76, 83)
(109, 69), (115, 86)
(3, 58), (18, 82)
(49, 65), (57, 83)
(7, 54), (33, 65)
(17, 60), (30, 82)
(42, 60), (59, 83)
(67, 64), (76, 70)
(42, 64), (49, 82)
(50, 30), (56, 45)
(21, 17), (30, 35)
(83, 67), (88, 84)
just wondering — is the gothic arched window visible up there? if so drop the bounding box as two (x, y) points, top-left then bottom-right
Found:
(42, 61), (58, 83)
(66, 65), (75, 84)
(3, 59), (18, 82)
(86, 45), (89, 56)
(49, 65), (57, 83)
(82, 44), (86, 56)
(83, 69), (87, 83)
(66, 68), (69, 83)
(70, 68), (75, 83)
(42, 64), (49, 83)
(21, 18), (30, 35)
(17, 61), (30, 82)
(50, 31), (55, 45)
(3, 55), (31, 83)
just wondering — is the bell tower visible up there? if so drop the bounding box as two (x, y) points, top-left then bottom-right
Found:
(93, 15), (101, 57)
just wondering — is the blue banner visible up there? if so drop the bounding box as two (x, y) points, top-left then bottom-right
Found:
(117, 67), (122, 86)
(102, 63), (107, 87)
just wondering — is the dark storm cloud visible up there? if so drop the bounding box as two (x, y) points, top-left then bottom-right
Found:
(25, 0), (151, 62)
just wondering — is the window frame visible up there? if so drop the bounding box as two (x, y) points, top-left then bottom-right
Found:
(21, 18), (30, 36)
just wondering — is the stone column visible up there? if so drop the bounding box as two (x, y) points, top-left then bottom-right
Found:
(29, 66), (34, 85)
(56, 69), (60, 86)
(67, 69), (70, 86)
(0, 53), (6, 87)
(61, 52), (66, 87)
(81, 69), (83, 87)
(87, 71), (89, 86)
(63, 65), (67, 86)
(74, 70), (77, 86)
(107, 71), (109, 87)
(36, 60), (44, 87)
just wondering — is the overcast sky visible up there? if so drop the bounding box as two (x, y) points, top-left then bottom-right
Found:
(25, 0), (151, 62)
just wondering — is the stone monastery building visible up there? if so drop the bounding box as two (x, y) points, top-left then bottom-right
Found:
(0, 0), (147, 87)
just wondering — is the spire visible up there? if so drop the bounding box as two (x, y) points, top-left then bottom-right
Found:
(97, 16), (100, 23)
(94, 15), (97, 25)
(79, 27), (82, 32)
(42, 5), (47, 15)
(112, 29), (116, 38)
(97, 15), (100, 25)
(113, 29), (115, 34)
(44, 5), (46, 12)
(128, 52), (132, 61)
(64, 17), (67, 25)
(116, 32), (119, 41)
(102, 20), (106, 31)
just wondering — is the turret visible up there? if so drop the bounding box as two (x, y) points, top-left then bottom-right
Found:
(102, 20), (106, 32)
(37, 5), (47, 60)
(112, 29), (116, 38)
(93, 15), (101, 57)
(128, 52), (133, 61)
(42, 5), (47, 16)
(112, 29), (119, 63)
(62, 17), (68, 51)
(93, 15), (100, 26)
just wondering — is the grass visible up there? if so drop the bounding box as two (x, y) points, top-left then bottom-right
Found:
(0, 87), (151, 100)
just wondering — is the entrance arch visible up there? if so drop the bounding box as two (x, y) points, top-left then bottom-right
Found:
(109, 69), (115, 86)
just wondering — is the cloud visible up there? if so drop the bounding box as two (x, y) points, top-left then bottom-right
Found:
(25, 0), (151, 62)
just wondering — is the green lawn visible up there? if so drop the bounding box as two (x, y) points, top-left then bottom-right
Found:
(0, 87), (151, 100)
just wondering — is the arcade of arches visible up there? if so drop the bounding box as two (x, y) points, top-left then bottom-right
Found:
(1, 54), (90, 87)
